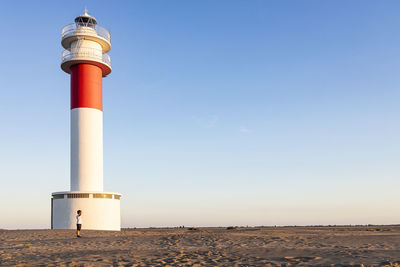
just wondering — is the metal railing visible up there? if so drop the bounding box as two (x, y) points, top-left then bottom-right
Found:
(62, 23), (111, 43)
(62, 48), (110, 66)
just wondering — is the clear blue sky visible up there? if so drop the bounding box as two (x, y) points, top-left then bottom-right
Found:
(0, 1), (399, 229)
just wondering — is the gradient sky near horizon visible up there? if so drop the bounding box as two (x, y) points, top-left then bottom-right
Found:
(1, 0), (400, 229)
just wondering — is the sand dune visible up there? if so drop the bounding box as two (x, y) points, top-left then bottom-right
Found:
(1, 226), (400, 266)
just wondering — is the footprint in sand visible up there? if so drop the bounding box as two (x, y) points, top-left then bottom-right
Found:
(283, 256), (322, 262)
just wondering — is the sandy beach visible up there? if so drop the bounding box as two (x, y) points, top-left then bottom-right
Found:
(1, 226), (400, 266)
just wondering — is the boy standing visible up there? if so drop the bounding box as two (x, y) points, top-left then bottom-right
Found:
(76, 210), (82, 237)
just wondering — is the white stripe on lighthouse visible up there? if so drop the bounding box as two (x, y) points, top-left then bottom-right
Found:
(71, 107), (103, 191)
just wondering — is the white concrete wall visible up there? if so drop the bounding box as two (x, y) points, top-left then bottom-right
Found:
(52, 195), (120, 231)
(70, 38), (103, 60)
(71, 108), (103, 191)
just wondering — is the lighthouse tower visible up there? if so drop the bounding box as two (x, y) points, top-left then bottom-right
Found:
(51, 10), (121, 231)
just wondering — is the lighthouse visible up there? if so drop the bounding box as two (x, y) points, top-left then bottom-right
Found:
(51, 10), (121, 231)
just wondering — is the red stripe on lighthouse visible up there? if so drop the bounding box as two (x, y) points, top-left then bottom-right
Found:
(71, 64), (103, 111)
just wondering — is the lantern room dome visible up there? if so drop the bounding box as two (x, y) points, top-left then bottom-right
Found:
(74, 10), (98, 26)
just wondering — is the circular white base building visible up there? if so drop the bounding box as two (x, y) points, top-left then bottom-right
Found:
(52, 192), (121, 230)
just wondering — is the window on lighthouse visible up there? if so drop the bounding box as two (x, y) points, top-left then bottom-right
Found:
(75, 17), (96, 28)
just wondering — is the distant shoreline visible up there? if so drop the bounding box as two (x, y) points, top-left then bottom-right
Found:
(2, 224), (400, 231)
